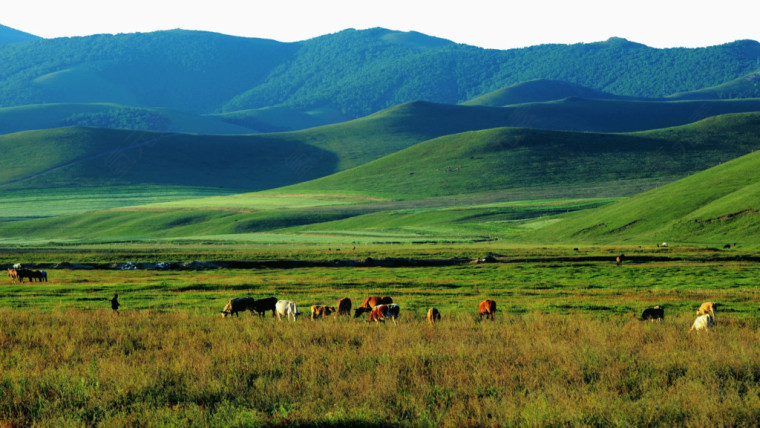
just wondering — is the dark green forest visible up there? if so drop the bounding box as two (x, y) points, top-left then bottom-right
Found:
(1, 28), (759, 119)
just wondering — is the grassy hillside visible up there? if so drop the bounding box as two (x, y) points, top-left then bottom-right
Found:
(0, 127), (338, 190)
(670, 72), (760, 100)
(525, 141), (760, 245)
(286, 113), (760, 200)
(462, 79), (635, 106)
(0, 103), (255, 135)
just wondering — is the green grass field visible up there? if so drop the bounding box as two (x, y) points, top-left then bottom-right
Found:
(2, 245), (760, 426)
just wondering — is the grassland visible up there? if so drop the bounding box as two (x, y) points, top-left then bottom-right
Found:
(2, 245), (760, 426)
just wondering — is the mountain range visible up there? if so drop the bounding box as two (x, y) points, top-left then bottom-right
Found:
(2, 24), (760, 245)
(2, 26), (760, 131)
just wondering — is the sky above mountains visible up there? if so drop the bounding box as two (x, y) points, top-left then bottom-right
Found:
(2, 0), (759, 50)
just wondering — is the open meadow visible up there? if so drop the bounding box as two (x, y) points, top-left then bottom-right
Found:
(3, 244), (760, 426)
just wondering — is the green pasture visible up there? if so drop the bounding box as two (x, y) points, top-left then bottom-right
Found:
(4, 249), (760, 319)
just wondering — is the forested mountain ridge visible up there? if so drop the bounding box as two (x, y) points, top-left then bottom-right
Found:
(1, 27), (759, 120)
(0, 24), (40, 44)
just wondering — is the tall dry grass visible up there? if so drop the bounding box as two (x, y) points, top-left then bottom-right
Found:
(1, 308), (760, 426)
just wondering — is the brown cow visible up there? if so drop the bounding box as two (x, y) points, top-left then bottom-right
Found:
(336, 297), (352, 316)
(311, 305), (336, 320)
(367, 304), (400, 325)
(616, 254), (625, 266)
(478, 299), (496, 321)
(697, 302), (718, 317)
(427, 307), (441, 323)
(354, 296), (393, 318)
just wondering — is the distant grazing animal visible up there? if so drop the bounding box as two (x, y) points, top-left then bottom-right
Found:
(367, 303), (400, 325)
(690, 313), (714, 332)
(29, 270), (47, 282)
(336, 297), (352, 316)
(639, 306), (664, 322)
(276, 300), (299, 321)
(354, 296), (393, 318)
(696, 302), (718, 317)
(7, 268), (18, 282)
(221, 297), (257, 318)
(12, 263), (22, 269)
(616, 254), (625, 266)
(427, 307), (441, 323)
(15, 269), (36, 283)
(251, 297), (278, 317)
(478, 299), (497, 321)
(311, 305), (336, 319)
(723, 244), (731, 249)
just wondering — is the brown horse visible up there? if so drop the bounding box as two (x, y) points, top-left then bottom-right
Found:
(7, 268), (18, 283)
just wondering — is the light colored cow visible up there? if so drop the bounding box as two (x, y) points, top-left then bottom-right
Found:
(690, 313), (714, 332)
(697, 302), (718, 317)
(276, 300), (299, 321)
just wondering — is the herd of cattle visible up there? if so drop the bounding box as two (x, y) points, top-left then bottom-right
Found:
(220, 295), (497, 325)
(639, 301), (719, 332)
(6, 263), (719, 330)
(222, 295), (718, 331)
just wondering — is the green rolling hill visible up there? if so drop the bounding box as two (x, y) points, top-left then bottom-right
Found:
(525, 138), (760, 245)
(285, 113), (760, 199)
(462, 79), (636, 106)
(6, 99), (760, 192)
(3, 113), (760, 242)
(0, 103), (255, 135)
(669, 72), (760, 100)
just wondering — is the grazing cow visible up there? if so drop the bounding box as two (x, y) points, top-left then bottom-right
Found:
(367, 304), (400, 325)
(251, 297), (278, 317)
(221, 297), (257, 318)
(690, 313), (714, 332)
(640, 306), (664, 322)
(276, 300), (299, 321)
(427, 307), (441, 324)
(336, 297), (352, 316)
(311, 305), (336, 319)
(723, 244), (731, 249)
(479, 299), (497, 321)
(616, 254), (625, 266)
(354, 296), (393, 318)
(697, 302), (718, 317)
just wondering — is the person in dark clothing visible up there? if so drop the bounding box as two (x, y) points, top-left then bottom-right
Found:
(111, 293), (120, 313)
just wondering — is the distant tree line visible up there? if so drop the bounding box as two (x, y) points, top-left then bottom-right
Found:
(0, 29), (758, 118)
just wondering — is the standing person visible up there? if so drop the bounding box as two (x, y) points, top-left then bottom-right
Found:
(111, 293), (120, 314)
